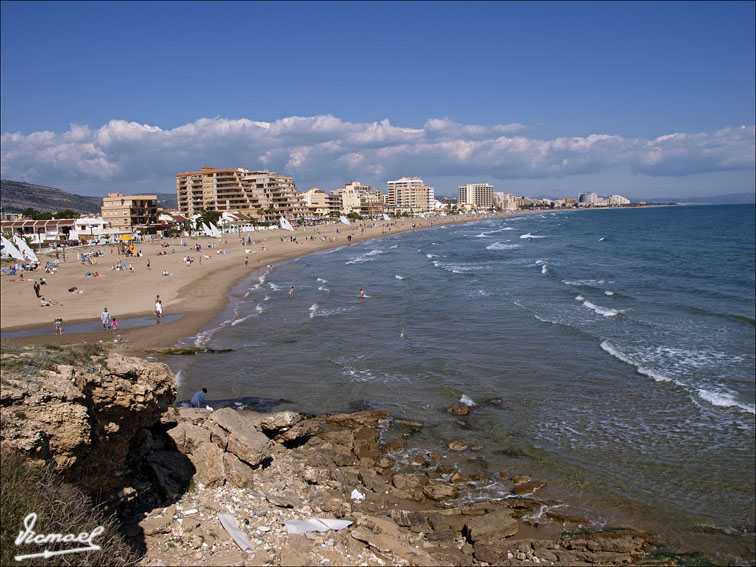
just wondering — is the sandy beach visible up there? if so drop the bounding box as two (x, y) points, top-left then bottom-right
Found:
(1, 214), (502, 352)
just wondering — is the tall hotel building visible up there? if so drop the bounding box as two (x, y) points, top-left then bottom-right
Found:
(387, 177), (434, 213)
(458, 183), (494, 209)
(101, 192), (158, 232)
(176, 167), (308, 221)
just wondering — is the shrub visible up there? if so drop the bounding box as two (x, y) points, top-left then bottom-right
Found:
(1, 451), (141, 566)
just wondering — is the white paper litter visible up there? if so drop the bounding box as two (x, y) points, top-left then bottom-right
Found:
(217, 513), (255, 552)
(283, 518), (353, 534)
(350, 489), (365, 500)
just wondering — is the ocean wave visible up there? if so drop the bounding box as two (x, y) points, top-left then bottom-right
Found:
(395, 275), (405, 280)
(318, 286), (330, 292)
(600, 340), (675, 383)
(174, 370), (182, 387)
(309, 303), (318, 319)
(697, 389), (756, 415)
(426, 254), (437, 259)
(231, 313), (256, 326)
(520, 233), (549, 239)
(486, 242), (522, 250)
(563, 279), (607, 288)
(604, 290), (615, 296)
(583, 300), (622, 317)
(268, 282), (281, 291)
(541, 265), (548, 274)
(686, 306), (756, 327)
(317, 277), (328, 283)
(346, 249), (383, 264)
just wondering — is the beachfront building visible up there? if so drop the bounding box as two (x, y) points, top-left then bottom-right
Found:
(332, 182), (385, 217)
(101, 193), (158, 233)
(301, 188), (332, 218)
(176, 167), (309, 223)
(493, 192), (518, 211)
(458, 183), (494, 210)
(387, 177), (435, 214)
(0, 218), (76, 245)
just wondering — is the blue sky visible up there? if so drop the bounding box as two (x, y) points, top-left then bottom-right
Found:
(1, 1), (754, 199)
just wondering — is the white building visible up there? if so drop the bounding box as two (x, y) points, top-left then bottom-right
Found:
(459, 183), (494, 209)
(387, 177), (435, 213)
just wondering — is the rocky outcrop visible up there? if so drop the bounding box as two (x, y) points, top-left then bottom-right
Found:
(1, 348), (176, 495)
(130, 407), (657, 566)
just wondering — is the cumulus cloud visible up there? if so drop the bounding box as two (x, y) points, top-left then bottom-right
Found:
(1, 115), (753, 195)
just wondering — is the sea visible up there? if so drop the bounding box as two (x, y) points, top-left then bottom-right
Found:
(163, 204), (755, 564)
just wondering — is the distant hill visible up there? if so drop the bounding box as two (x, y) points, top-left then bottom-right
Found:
(0, 180), (178, 214)
(1, 180), (103, 215)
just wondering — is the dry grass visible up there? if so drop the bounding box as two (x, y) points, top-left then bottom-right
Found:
(1, 451), (141, 566)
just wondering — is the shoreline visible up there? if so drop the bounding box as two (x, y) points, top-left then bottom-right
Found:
(2, 212), (525, 353)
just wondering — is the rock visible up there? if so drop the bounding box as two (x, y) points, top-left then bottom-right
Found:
(448, 440), (468, 451)
(274, 419), (321, 444)
(450, 471), (471, 483)
(167, 422), (212, 453)
(512, 480), (545, 495)
(448, 405), (470, 415)
(257, 410), (301, 431)
(325, 410), (389, 428)
(359, 469), (386, 493)
(351, 526), (440, 565)
(184, 441), (225, 488)
(139, 513), (173, 535)
(465, 511), (518, 542)
(223, 451), (256, 488)
(146, 450), (196, 499)
(423, 480), (459, 501)
(207, 409), (278, 469)
(391, 510), (431, 532)
(1, 350), (176, 495)
(381, 439), (406, 453)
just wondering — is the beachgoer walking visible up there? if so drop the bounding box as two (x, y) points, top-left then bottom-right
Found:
(191, 388), (207, 408)
(33, 281), (41, 297)
(112, 318), (118, 331)
(245, 256), (249, 268)
(147, 259), (151, 270)
(101, 308), (112, 330)
(54, 318), (63, 335)
(154, 300), (163, 324)
(289, 286), (294, 299)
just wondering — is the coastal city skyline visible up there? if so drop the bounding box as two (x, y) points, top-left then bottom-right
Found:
(1, 1), (754, 200)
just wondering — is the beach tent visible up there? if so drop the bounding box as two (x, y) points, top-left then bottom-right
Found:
(13, 234), (39, 262)
(339, 216), (351, 225)
(120, 234), (135, 241)
(209, 223), (223, 238)
(279, 217), (294, 231)
(382, 214), (391, 221)
(1, 235), (25, 261)
(201, 222), (214, 237)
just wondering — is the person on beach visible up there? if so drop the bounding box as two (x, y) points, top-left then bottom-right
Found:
(360, 288), (365, 298)
(111, 318), (118, 331)
(191, 388), (207, 408)
(54, 318), (63, 335)
(101, 308), (112, 330)
(154, 300), (163, 324)
(245, 257), (249, 268)
(147, 259), (151, 270)
(33, 281), (41, 297)
(289, 286), (294, 300)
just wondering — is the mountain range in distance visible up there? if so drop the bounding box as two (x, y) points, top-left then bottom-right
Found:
(0, 180), (178, 214)
(0, 179), (753, 215)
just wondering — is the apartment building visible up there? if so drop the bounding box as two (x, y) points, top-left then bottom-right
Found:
(493, 192), (518, 211)
(458, 183), (494, 209)
(387, 177), (434, 213)
(176, 167), (308, 222)
(301, 188), (333, 218)
(101, 192), (158, 232)
(333, 182), (385, 217)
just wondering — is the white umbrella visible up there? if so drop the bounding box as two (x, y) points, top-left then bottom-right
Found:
(1, 235), (25, 260)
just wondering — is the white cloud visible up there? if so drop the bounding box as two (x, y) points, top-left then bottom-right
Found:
(1, 115), (753, 195)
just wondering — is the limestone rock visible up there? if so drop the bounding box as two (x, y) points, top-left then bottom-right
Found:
(465, 510), (518, 542)
(423, 480), (459, 501)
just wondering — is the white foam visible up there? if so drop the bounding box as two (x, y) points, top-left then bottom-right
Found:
(459, 394), (476, 406)
(486, 242), (522, 250)
(541, 265), (548, 274)
(697, 389), (756, 414)
(575, 295), (585, 301)
(520, 233), (549, 239)
(317, 277), (328, 283)
(390, 244), (399, 249)
(231, 314), (255, 326)
(174, 370), (182, 387)
(563, 279), (607, 287)
(346, 249), (383, 265)
(395, 275), (404, 280)
(600, 340), (674, 383)
(318, 286), (329, 292)
(268, 282), (281, 291)
(426, 253), (437, 259)
(604, 290), (615, 296)
(583, 300), (621, 317)
(309, 304), (319, 318)
(599, 237), (606, 241)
